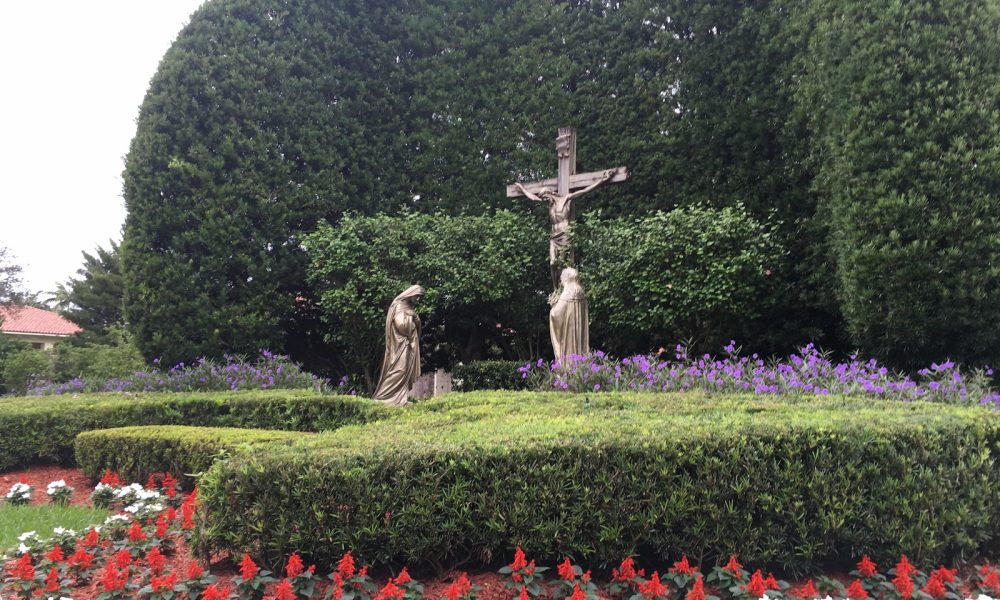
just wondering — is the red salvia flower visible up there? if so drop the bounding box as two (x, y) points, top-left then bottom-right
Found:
(337, 551), (356, 580)
(330, 573), (345, 600)
(181, 498), (196, 530)
(155, 514), (169, 538)
(146, 474), (157, 490)
(640, 572), (668, 600)
(286, 551), (304, 578)
(511, 546), (528, 572)
(395, 567), (412, 586)
(45, 544), (64, 563)
(893, 573), (914, 599)
(686, 575), (706, 600)
(932, 566), (957, 584)
(240, 553), (259, 581)
(795, 579), (818, 599)
(152, 572), (178, 593)
(127, 519), (147, 542)
(202, 583), (229, 600)
(846, 579), (868, 600)
(526, 560), (536, 576)
(746, 570), (767, 598)
(113, 548), (132, 568)
(613, 557), (638, 582)
(45, 566), (60, 592)
(377, 581), (405, 600)
(100, 561), (128, 592)
(857, 555), (878, 578)
(186, 561), (205, 579)
(922, 574), (947, 600)
(14, 553), (34, 580)
(275, 578), (298, 600)
(981, 568), (1000, 595)
(68, 547), (94, 569)
(83, 527), (100, 548)
(167, 506), (177, 522)
(583, 570), (592, 583)
(670, 555), (698, 575)
(558, 557), (576, 581)
(146, 547), (166, 575)
(764, 573), (780, 591)
(724, 554), (744, 577)
(100, 469), (122, 486)
(444, 573), (472, 600)
(895, 555), (917, 578)
(163, 472), (177, 498)
(519, 587), (530, 600)
(569, 584), (587, 600)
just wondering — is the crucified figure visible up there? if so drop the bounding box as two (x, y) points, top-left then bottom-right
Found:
(514, 168), (615, 289)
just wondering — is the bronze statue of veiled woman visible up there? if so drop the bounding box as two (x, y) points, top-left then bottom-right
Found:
(373, 285), (424, 406)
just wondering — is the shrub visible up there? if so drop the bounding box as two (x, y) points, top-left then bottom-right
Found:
(75, 425), (310, 487)
(52, 337), (146, 384)
(198, 392), (1000, 572)
(2, 348), (53, 395)
(452, 361), (528, 392)
(0, 389), (391, 471)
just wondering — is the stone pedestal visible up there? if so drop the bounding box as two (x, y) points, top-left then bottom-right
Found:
(409, 369), (453, 399)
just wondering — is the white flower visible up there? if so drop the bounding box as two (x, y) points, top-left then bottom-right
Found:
(52, 527), (75, 537)
(46, 480), (67, 490)
(967, 596), (996, 600)
(18, 543), (29, 554)
(103, 514), (130, 525)
(94, 482), (112, 492)
(17, 530), (37, 542)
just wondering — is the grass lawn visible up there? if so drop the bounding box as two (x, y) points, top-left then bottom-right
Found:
(0, 504), (109, 553)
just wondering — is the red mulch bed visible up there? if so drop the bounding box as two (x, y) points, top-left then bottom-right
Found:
(1, 465), (93, 507)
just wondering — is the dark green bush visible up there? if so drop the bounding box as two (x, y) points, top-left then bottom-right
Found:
(0, 389), (391, 471)
(75, 425), (309, 488)
(452, 361), (528, 392)
(2, 348), (54, 395)
(198, 392), (1000, 573)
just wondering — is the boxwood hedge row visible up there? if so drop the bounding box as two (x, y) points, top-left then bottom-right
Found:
(198, 392), (1000, 573)
(75, 425), (311, 487)
(0, 390), (390, 470)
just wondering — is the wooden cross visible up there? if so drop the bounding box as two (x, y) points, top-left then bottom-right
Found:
(506, 126), (628, 288)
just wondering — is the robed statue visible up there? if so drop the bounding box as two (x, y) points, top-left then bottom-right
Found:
(550, 268), (589, 362)
(373, 285), (424, 406)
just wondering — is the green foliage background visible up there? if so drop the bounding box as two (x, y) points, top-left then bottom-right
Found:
(122, 0), (1000, 371)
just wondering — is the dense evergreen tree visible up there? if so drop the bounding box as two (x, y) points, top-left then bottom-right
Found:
(54, 241), (125, 339)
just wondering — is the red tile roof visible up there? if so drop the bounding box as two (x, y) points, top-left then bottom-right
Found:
(0, 305), (83, 336)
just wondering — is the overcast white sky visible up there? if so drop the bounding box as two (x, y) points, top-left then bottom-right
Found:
(0, 1), (206, 297)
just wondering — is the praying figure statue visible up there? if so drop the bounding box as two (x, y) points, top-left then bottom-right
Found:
(373, 284), (424, 406)
(514, 168), (614, 289)
(549, 267), (589, 363)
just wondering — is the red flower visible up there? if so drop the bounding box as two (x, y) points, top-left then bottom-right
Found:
(613, 557), (638, 582)
(569, 584), (587, 600)
(83, 527), (100, 548)
(337, 551), (356, 580)
(146, 547), (166, 575)
(155, 514), (169, 538)
(240, 553), (259, 581)
(100, 469), (123, 486)
(146, 474), (157, 490)
(186, 561), (205, 579)
(922, 573), (947, 600)
(893, 573), (914, 599)
(127, 519), (147, 542)
(686, 575), (706, 600)
(511, 546), (528, 572)
(895, 555), (917, 578)
(45, 544), (64, 563)
(330, 574), (345, 600)
(746, 570), (767, 598)
(152, 572), (178, 593)
(519, 587), (530, 600)
(444, 573), (472, 600)
(45, 567), (60, 592)
(395, 567), (412, 586)
(275, 578), (298, 600)
(857, 555), (878, 578)
(670, 555), (698, 576)
(181, 498), (196, 530)
(13, 553), (34, 580)
(202, 583), (230, 600)
(640, 572), (668, 600)
(68, 547), (94, 569)
(163, 472), (177, 498)
(167, 506), (177, 522)
(724, 554), (744, 577)
(100, 561), (128, 592)
(377, 581), (405, 600)
(795, 579), (818, 599)
(981, 567), (1000, 595)
(286, 552), (304, 578)
(558, 557), (576, 581)
(932, 566), (957, 584)
(525, 560), (536, 576)
(846, 579), (868, 600)
(764, 573), (780, 591)
(113, 548), (132, 569)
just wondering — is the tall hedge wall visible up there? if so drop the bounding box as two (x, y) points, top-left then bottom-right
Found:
(0, 390), (390, 471)
(198, 392), (1000, 573)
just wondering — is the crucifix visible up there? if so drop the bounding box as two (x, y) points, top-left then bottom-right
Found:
(506, 126), (629, 290)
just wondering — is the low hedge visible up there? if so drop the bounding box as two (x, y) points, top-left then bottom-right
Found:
(75, 425), (310, 487)
(452, 360), (529, 392)
(0, 389), (391, 471)
(198, 392), (1000, 573)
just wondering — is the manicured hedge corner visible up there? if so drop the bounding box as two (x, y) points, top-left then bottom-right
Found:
(197, 392), (1000, 573)
(0, 390), (391, 471)
(75, 425), (311, 488)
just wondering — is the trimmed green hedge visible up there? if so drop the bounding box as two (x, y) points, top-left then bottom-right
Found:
(0, 389), (391, 471)
(199, 392), (1000, 572)
(75, 425), (310, 487)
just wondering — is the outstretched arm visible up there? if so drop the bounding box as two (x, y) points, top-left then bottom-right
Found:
(566, 169), (615, 201)
(514, 182), (549, 203)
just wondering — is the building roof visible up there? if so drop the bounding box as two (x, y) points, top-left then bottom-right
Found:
(0, 305), (83, 336)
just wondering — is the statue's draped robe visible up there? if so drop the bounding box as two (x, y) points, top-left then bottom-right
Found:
(549, 284), (589, 362)
(373, 287), (422, 406)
